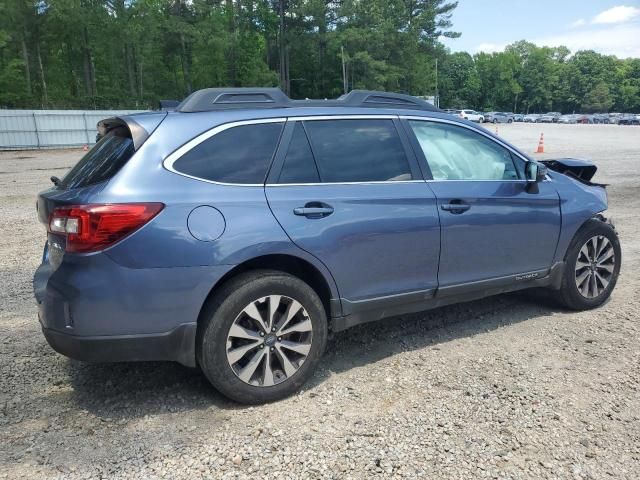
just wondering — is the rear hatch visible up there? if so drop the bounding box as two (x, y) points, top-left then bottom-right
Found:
(36, 113), (166, 260)
(36, 113), (165, 225)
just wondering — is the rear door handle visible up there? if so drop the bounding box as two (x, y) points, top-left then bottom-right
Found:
(441, 201), (470, 213)
(293, 203), (334, 218)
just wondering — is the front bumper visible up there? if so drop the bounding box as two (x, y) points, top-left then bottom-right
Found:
(41, 322), (197, 366)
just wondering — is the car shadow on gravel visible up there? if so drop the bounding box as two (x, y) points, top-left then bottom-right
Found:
(64, 361), (236, 419)
(312, 288), (564, 385)
(64, 289), (563, 417)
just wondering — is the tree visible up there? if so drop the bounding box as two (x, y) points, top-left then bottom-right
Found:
(0, 1), (639, 112)
(583, 81), (613, 113)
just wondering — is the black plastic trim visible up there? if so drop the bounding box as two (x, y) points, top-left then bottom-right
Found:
(331, 263), (565, 332)
(42, 323), (197, 367)
(176, 88), (441, 113)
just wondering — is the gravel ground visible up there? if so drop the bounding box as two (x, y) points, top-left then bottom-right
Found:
(1, 123), (639, 479)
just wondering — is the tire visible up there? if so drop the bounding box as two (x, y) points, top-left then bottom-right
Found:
(554, 219), (621, 310)
(508, 119), (513, 123)
(197, 270), (328, 404)
(492, 119), (498, 124)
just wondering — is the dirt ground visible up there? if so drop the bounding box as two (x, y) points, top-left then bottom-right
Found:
(1, 123), (639, 479)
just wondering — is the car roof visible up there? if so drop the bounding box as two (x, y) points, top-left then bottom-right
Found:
(121, 90), (535, 165)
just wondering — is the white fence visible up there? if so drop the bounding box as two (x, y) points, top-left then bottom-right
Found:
(0, 110), (148, 150)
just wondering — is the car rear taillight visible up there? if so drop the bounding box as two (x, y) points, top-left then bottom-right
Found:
(48, 203), (164, 253)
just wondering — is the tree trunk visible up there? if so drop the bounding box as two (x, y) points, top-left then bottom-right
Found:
(21, 34), (32, 96)
(318, 4), (327, 97)
(139, 60), (144, 99)
(180, 34), (192, 94)
(65, 43), (78, 98)
(90, 55), (97, 97)
(82, 26), (97, 97)
(35, 41), (48, 106)
(82, 40), (92, 97)
(126, 44), (137, 97)
(278, 0), (289, 95)
(225, 0), (237, 86)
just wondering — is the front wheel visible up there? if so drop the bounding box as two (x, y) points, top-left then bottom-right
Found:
(198, 270), (328, 404)
(554, 220), (621, 310)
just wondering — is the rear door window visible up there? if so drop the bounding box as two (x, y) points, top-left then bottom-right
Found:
(172, 122), (284, 184)
(60, 126), (134, 189)
(303, 119), (413, 183)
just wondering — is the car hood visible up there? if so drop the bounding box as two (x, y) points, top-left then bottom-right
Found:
(541, 158), (597, 182)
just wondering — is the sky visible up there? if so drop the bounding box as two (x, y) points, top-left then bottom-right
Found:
(441, 1), (640, 58)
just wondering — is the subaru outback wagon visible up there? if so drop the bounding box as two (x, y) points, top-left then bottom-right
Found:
(35, 88), (621, 404)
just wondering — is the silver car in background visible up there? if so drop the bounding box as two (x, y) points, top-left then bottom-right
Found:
(459, 109), (485, 123)
(484, 112), (513, 123)
(558, 114), (578, 124)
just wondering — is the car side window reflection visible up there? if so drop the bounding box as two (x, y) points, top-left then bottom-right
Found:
(409, 121), (521, 181)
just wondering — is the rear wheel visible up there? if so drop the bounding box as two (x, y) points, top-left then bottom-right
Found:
(555, 220), (621, 310)
(198, 270), (328, 404)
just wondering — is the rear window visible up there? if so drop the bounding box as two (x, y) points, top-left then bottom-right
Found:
(60, 127), (134, 189)
(172, 122), (284, 184)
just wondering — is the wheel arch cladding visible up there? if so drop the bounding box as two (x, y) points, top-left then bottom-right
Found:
(196, 254), (338, 328)
(563, 215), (617, 261)
(551, 172), (608, 264)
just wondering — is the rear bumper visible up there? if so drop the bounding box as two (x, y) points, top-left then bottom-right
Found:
(41, 322), (197, 367)
(34, 247), (232, 368)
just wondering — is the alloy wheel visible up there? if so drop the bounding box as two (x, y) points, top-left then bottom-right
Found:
(574, 235), (616, 298)
(226, 295), (313, 387)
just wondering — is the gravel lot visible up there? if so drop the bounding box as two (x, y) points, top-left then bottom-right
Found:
(1, 123), (639, 479)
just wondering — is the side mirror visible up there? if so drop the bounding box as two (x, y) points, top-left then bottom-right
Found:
(526, 162), (548, 182)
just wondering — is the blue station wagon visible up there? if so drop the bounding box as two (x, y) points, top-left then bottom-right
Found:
(34, 88), (621, 403)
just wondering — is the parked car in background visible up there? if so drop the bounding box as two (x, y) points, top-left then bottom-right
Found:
(591, 114), (610, 124)
(575, 114), (592, 124)
(537, 112), (562, 123)
(33, 88), (621, 404)
(618, 114), (640, 125)
(523, 114), (540, 123)
(513, 114), (524, 122)
(558, 114), (578, 124)
(608, 113), (622, 124)
(459, 109), (485, 123)
(484, 112), (513, 123)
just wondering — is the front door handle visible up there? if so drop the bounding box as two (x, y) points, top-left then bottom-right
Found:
(441, 201), (470, 214)
(293, 202), (334, 218)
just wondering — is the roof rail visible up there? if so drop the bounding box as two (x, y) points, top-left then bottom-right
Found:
(175, 88), (440, 113)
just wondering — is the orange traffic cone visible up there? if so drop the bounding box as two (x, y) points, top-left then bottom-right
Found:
(83, 144), (89, 151)
(535, 133), (544, 154)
